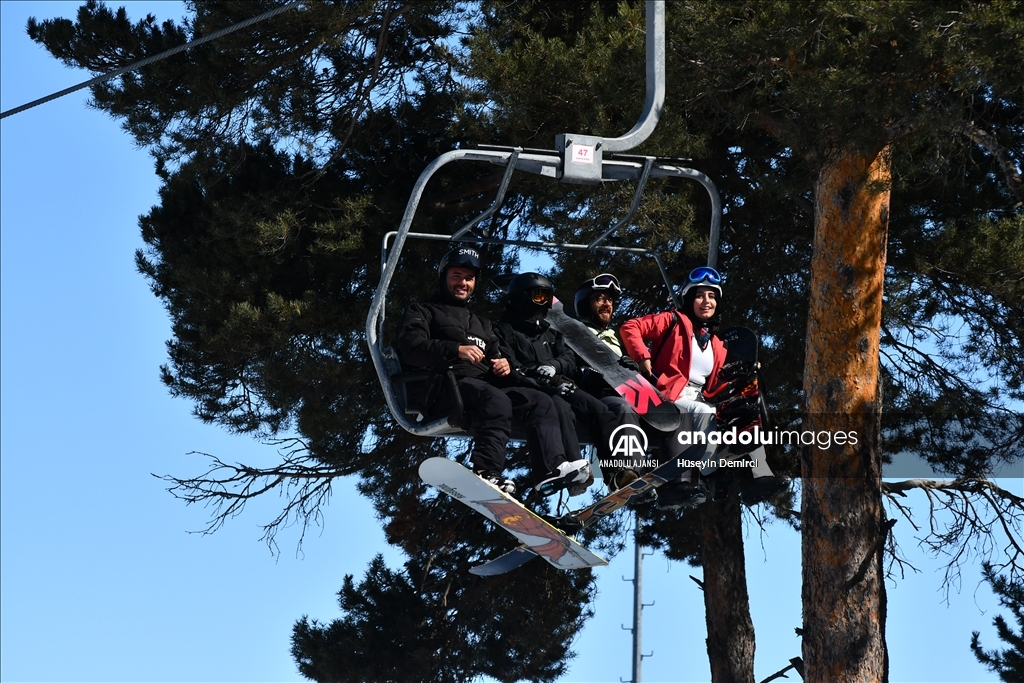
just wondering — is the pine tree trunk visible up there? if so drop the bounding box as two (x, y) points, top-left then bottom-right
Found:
(700, 491), (754, 683)
(801, 147), (891, 682)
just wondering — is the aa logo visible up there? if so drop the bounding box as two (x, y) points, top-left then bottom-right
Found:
(609, 424), (648, 460)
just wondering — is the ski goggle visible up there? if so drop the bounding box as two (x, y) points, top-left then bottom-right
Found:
(687, 266), (722, 286)
(531, 288), (553, 305)
(585, 273), (621, 294)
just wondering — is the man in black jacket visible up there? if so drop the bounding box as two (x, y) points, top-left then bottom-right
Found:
(397, 249), (590, 496)
(493, 272), (622, 493)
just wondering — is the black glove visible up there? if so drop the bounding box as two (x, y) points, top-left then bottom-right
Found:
(556, 380), (576, 397)
(617, 355), (640, 372)
(718, 360), (757, 384)
(527, 364), (557, 385)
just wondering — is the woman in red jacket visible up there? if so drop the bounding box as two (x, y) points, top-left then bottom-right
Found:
(620, 267), (787, 508)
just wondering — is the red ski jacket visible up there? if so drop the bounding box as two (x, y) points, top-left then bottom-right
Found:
(619, 310), (727, 402)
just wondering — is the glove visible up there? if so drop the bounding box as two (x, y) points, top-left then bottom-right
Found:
(617, 355), (639, 372)
(528, 364), (558, 385)
(556, 380), (576, 397)
(718, 360), (757, 384)
(534, 365), (557, 378)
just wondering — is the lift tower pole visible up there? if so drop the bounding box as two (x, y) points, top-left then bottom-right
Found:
(623, 513), (653, 683)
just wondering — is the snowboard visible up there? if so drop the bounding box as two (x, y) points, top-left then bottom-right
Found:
(700, 327), (769, 501)
(702, 326), (765, 444)
(418, 457), (607, 572)
(547, 299), (680, 432)
(469, 449), (699, 574)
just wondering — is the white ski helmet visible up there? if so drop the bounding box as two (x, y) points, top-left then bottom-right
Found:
(679, 266), (723, 298)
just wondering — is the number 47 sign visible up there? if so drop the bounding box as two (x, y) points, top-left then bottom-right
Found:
(570, 142), (595, 164)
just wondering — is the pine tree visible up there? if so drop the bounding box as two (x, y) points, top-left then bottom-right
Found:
(27, 1), (1023, 681)
(972, 562), (1024, 683)
(463, 1), (1024, 679)
(28, 2), (596, 679)
(645, 4), (1022, 678)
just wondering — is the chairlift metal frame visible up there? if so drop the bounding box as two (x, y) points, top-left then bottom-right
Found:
(366, 1), (722, 437)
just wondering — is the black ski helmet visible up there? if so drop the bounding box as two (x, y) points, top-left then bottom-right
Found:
(438, 247), (482, 278)
(573, 273), (622, 319)
(506, 272), (554, 317)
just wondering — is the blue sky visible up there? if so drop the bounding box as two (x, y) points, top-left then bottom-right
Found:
(0, 2), (1014, 682)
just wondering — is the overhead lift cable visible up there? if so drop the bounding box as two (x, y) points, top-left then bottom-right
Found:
(1, 1), (303, 120)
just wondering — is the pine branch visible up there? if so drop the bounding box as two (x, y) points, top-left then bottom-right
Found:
(154, 438), (350, 556)
(959, 122), (1024, 206)
(883, 477), (1024, 588)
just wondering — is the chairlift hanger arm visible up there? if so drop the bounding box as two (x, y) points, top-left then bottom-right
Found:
(451, 148), (521, 241)
(601, 0), (666, 153)
(587, 157), (654, 250)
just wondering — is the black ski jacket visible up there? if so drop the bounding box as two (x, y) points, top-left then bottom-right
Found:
(397, 294), (502, 380)
(493, 314), (577, 379)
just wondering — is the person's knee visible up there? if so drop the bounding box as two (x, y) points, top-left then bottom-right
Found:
(534, 392), (561, 420)
(602, 396), (633, 418)
(694, 402), (717, 416)
(469, 384), (511, 420)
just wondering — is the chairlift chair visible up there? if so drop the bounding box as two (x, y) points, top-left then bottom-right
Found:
(366, 0), (722, 438)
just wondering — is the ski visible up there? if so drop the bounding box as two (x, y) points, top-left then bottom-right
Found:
(418, 457), (607, 572)
(546, 299), (680, 432)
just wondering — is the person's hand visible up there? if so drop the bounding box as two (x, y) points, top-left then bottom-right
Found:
(556, 380), (576, 397)
(491, 358), (511, 377)
(639, 358), (653, 378)
(458, 345), (485, 363)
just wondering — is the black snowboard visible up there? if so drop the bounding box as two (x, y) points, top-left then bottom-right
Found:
(547, 299), (681, 432)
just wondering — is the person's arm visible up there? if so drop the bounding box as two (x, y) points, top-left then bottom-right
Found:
(706, 335), (729, 387)
(619, 311), (673, 375)
(397, 303), (460, 366)
(492, 321), (526, 373)
(549, 329), (577, 377)
(482, 320), (511, 376)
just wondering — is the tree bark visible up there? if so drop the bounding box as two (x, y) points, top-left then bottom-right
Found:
(700, 489), (755, 683)
(801, 146), (892, 682)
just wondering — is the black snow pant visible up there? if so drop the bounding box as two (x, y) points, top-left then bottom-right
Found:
(457, 377), (565, 478)
(550, 388), (620, 464)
